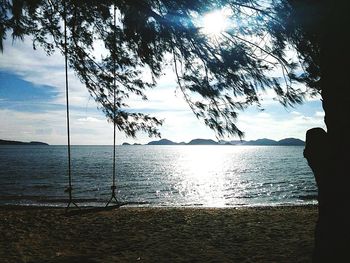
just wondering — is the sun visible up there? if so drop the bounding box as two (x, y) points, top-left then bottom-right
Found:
(201, 9), (231, 37)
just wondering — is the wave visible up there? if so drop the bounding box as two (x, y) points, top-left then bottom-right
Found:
(297, 194), (318, 201)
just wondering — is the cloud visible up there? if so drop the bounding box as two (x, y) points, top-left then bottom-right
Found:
(0, 38), (187, 115)
(0, 108), (66, 144)
(315, 111), (325, 117)
(35, 128), (53, 135)
(291, 111), (301, 116)
(0, 38), (95, 109)
(237, 107), (325, 141)
(0, 38), (325, 145)
(77, 117), (105, 123)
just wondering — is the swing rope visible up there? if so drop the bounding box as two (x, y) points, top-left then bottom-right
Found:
(106, 5), (119, 207)
(64, 0), (78, 210)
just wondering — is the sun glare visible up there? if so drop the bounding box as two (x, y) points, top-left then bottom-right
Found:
(202, 9), (231, 37)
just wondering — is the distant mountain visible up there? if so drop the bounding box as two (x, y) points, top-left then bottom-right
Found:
(187, 139), (218, 145)
(243, 138), (305, 146)
(147, 139), (177, 145)
(277, 138), (305, 146)
(0, 139), (49, 145)
(229, 140), (246, 145)
(122, 142), (131, 145)
(146, 138), (218, 145)
(129, 137), (305, 146)
(243, 138), (278, 146)
(218, 140), (246, 145)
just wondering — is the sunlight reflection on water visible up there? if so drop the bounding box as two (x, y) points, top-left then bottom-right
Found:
(0, 145), (317, 207)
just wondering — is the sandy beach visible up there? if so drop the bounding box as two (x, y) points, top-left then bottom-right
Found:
(0, 205), (317, 262)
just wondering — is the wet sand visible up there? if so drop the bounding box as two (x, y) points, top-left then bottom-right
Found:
(0, 205), (317, 262)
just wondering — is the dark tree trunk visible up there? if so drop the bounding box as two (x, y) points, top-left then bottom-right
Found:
(310, 1), (350, 261)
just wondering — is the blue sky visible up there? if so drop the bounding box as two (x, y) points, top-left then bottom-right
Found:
(0, 71), (60, 112)
(0, 38), (325, 145)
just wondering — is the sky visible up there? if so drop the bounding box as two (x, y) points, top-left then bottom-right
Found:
(0, 37), (325, 145)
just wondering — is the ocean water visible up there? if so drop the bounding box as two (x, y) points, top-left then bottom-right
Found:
(0, 145), (317, 207)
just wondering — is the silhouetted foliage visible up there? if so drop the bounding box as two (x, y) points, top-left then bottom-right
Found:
(0, 0), (314, 138)
(3, 2), (349, 261)
(268, 0), (321, 94)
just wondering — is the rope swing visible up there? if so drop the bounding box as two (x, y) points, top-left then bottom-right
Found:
(63, 1), (78, 210)
(106, 5), (119, 207)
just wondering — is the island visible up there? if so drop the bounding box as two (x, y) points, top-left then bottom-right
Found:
(0, 139), (49, 145)
(148, 139), (178, 145)
(187, 139), (218, 145)
(276, 138), (305, 146)
(122, 137), (305, 146)
(243, 138), (278, 146)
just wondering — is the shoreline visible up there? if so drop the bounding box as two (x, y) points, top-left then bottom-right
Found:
(0, 202), (318, 207)
(0, 199), (318, 209)
(0, 205), (317, 262)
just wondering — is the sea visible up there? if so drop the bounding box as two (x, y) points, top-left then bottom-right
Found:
(0, 145), (318, 207)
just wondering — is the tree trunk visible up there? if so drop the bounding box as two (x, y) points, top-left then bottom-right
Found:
(312, 1), (350, 261)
